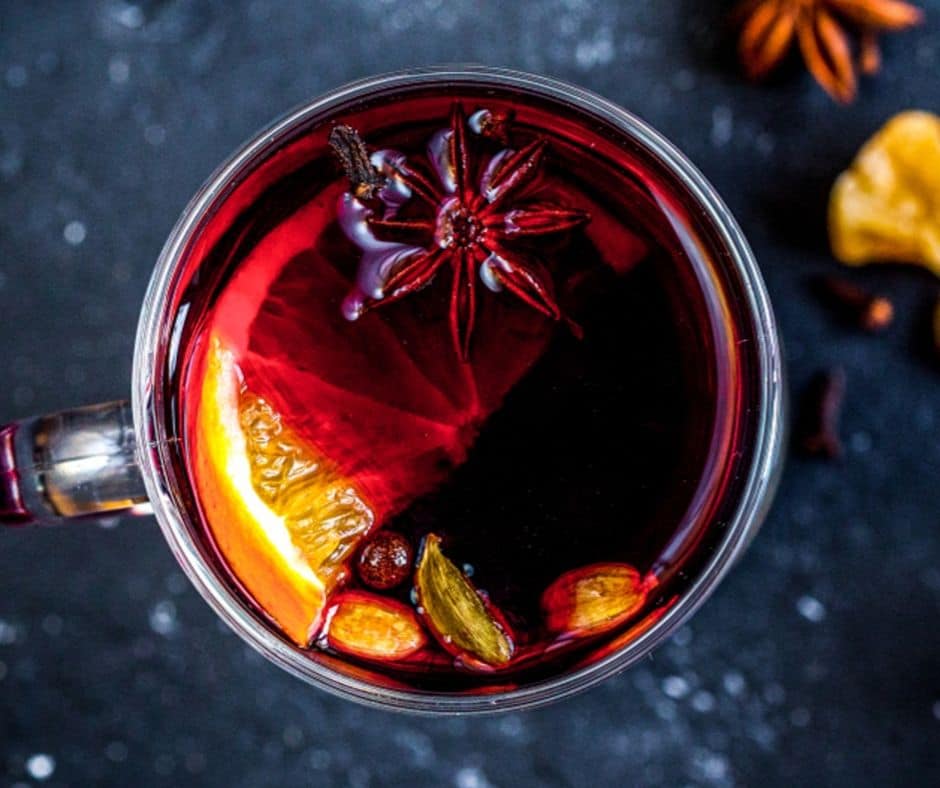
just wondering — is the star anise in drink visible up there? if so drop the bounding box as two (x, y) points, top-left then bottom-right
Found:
(331, 104), (590, 361)
(735, 0), (924, 103)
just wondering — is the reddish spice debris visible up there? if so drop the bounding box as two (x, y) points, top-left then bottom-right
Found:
(472, 108), (515, 145)
(814, 275), (894, 332)
(797, 368), (847, 459)
(357, 530), (414, 590)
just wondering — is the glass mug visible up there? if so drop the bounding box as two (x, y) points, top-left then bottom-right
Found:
(0, 67), (784, 713)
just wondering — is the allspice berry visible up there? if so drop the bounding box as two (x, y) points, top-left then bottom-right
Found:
(357, 531), (414, 590)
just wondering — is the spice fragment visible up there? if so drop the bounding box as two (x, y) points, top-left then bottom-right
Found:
(814, 275), (894, 332)
(469, 107), (515, 145)
(797, 368), (847, 459)
(329, 124), (387, 201)
(357, 530), (413, 590)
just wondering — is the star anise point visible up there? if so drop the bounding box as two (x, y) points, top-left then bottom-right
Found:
(734, 0), (924, 103)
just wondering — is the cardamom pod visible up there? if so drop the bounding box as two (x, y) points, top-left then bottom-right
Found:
(414, 533), (513, 667)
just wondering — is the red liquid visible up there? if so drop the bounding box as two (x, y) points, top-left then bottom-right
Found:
(165, 83), (759, 693)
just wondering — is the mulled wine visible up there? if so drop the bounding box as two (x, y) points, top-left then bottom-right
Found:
(164, 82), (759, 693)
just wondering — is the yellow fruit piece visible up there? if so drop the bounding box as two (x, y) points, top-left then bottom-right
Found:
(193, 334), (374, 646)
(541, 563), (649, 637)
(829, 111), (940, 276)
(325, 591), (427, 661)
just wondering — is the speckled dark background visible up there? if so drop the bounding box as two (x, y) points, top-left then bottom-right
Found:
(1, 1), (938, 786)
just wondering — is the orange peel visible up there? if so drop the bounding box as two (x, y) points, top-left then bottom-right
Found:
(192, 333), (374, 645)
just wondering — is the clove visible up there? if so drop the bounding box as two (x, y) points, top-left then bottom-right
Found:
(813, 275), (894, 332)
(328, 124), (386, 201)
(797, 368), (846, 459)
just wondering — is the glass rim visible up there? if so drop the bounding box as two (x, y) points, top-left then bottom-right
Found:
(132, 65), (785, 714)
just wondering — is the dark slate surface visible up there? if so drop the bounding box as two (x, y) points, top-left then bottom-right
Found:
(1, 2), (938, 786)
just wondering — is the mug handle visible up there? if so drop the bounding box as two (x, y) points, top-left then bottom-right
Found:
(1, 401), (149, 526)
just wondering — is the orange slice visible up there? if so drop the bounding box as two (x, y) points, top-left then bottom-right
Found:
(192, 333), (375, 645)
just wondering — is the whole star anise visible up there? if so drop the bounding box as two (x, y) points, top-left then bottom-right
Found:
(735, 0), (924, 103)
(331, 104), (589, 361)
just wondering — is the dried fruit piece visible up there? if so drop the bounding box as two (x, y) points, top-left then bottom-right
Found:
(357, 531), (414, 590)
(830, 111), (940, 276)
(541, 563), (650, 638)
(324, 591), (427, 661)
(414, 534), (513, 667)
